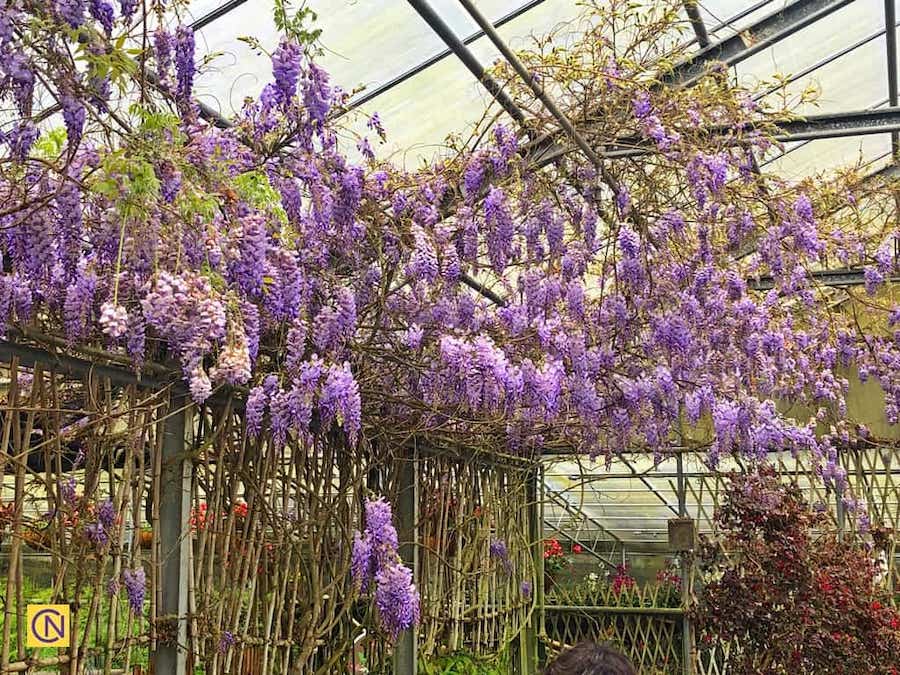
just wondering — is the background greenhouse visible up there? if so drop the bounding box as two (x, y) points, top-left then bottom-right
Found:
(0, 0), (899, 673)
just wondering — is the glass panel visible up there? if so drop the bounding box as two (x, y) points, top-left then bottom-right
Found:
(734, 0), (883, 94)
(735, 0), (885, 92)
(345, 0), (585, 166)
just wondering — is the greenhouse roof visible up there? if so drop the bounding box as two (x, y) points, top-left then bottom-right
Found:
(183, 0), (900, 177)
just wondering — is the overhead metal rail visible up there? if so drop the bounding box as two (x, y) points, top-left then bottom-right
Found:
(534, 107), (900, 164)
(190, 0), (249, 30)
(666, 0), (855, 86)
(405, 0), (526, 126)
(342, 0), (549, 117)
(748, 269), (900, 291)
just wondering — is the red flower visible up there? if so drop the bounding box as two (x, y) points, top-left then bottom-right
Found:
(871, 600), (882, 612)
(890, 615), (900, 630)
(572, 544), (583, 554)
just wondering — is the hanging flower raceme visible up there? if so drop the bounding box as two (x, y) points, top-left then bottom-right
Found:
(272, 40), (303, 104)
(174, 26), (196, 115)
(351, 498), (420, 640)
(122, 567), (146, 615)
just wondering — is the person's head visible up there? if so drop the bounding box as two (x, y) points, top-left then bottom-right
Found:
(544, 641), (637, 675)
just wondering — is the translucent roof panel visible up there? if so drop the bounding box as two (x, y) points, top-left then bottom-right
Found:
(190, 1), (548, 124)
(763, 132), (893, 179)
(187, 0), (897, 170)
(753, 37), (889, 117)
(343, 0), (586, 167)
(734, 0), (888, 116)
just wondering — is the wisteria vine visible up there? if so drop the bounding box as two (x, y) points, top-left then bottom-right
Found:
(0, 0), (898, 568)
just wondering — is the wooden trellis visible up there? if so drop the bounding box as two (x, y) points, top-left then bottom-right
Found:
(363, 446), (539, 673)
(0, 344), (541, 674)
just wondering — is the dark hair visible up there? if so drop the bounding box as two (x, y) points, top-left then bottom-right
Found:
(544, 641), (637, 675)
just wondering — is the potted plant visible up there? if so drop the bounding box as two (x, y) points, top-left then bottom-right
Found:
(543, 538), (571, 590)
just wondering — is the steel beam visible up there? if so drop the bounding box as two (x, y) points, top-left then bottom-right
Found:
(544, 106), (900, 163)
(886, 0), (899, 157)
(666, 0), (855, 86)
(406, 0), (526, 125)
(393, 449), (419, 675)
(342, 0), (548, 116)
(748, 268), (900, 290)
(0, 339), (172, 390)
(517, 466), (540, 674)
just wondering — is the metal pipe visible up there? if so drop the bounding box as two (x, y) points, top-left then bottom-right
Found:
(886, 0), (899, 157)
(683, 1), (711, 47)
(456, 0), (604, 167)
(342, 0), (548, 116)
(191, 0), (249, 31)
(406, 0), (526, 125)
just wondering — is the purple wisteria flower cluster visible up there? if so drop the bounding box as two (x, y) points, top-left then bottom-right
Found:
(0, 0), (897, 507)
(123, 567), (146, 615)
(351, 498), (420, 640)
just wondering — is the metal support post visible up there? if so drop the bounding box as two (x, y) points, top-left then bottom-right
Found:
(394, 448), (419, 675)
(515, 466), (541, 674)
(885, 0), (899, 158)
(676, 452), (694, 675)
(152, 394), (191, 675)
(836, 446), (847, 540)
